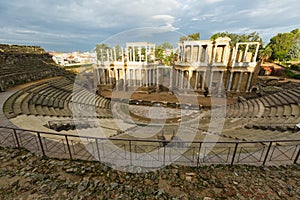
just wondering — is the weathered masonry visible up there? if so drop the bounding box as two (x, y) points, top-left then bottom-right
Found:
(94, 37), (260, 95)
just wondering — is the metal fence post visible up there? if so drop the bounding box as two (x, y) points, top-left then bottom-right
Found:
(37, 132), (45, 156)
(129, 141), (132, 165)
(13, 129), (20, 148)
(196, 142), (202, 167)
(163, 145), (166, 166)
(231, 143), (239, 165)
(95, 138), (101, 162)
(65, 135), (72, 160)
(263, 141), (273, 165)
(293, 146), (300, 164)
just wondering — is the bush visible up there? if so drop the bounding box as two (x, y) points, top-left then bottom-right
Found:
(290, 64), (300, 71)
(285, 69), (300, 79)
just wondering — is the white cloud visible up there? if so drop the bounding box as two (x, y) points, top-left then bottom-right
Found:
(0, 0), (299, 50)
(205, 0), (224, 4)
(152, 15), (178, 31)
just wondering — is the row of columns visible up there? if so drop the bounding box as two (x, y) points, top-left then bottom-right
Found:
(232, 43), (260, 64)
(96, 67), (254, 93)
(126, 46), (155, 62)
(227, 71), (253, 92)
(178, 44), (209, 63)
(98, 45), (155, 63)
(96, 68), (161, 89)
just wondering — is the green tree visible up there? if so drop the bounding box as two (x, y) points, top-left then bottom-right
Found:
(268, 32), (295, 61)
(259, 46), (272, 64)
(94, 43), (109, 61)
(159, 42), (173, 49)
(180, 36), (188, 42)
(179, 32), (200, 41)
(286, 38), (300, 60)
(210, 31), (262, 47)
(187, 32), (200, 40)
(155, 48), (164, 63)
(114, 44), (122, 61)
(267, 29), (300, 61)
(155, 42), (175, 65)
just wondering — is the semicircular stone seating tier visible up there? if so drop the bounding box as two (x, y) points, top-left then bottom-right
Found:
(200, 85), (300, 133)
(4, 77), (112, 119)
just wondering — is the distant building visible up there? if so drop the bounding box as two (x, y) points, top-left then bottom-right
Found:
(50, 52), (97, 67)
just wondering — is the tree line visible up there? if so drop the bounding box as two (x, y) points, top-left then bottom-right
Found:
(95, 29), (300, 64)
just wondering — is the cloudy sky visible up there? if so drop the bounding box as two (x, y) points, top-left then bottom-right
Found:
(0, 0), (299, 52)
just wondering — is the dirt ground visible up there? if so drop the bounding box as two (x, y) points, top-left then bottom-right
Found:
(100, 91), (236, 107)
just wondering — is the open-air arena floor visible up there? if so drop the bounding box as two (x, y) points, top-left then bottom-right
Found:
(0, 76), (300, 168)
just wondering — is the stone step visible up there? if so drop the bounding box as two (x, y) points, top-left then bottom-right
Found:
(269, 107), (277, 117)
(291, 104), (300, 116)
(283, 105), (292, 117)
(13, 92), (28, 115)
(275, 106), (284, 117)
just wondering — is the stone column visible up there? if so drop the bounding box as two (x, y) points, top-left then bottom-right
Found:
(133, 47), (135, 62)
(204, 48), (208, 63)
(212, 45), (217, 63)
(122, 68), (126, 91)
(253, 44), (259, 62)
(100, 49), (103, 62)
(188, 70), (192, 89)
(237, 72), (243, 92)
(243, 44), (249, 62)
(113, 47), (117, 62)
(121, 48), (124, 62)
(128, 69), (131, 86)
(134, 69), (137, 86)
(182, 45), (186, 62)
(152, 69), (155, 85)
(140, 69), (143, 86)
(157, 68), (159, 87)
(218, 71), (224, 93)
(96, 68), (100, 84)
(103, 69), (106, 84)
(209, 71), (214, 90)
(246, 72), (253, 92)
(145, 46), (148, 63)
(197, 45), (201, 63)
(108, 69), (112, 84)
(194, 71), (199, 90)
(152, 69), (154, 85)
(128, 48), (131, 62)
(146, 69), (149, 86)
(114, 69), (118, 90)
(181, 70), (184, 89)
(190, 45), (193, 62)
(202, 71), (206, 90)
(232, 44), (238, 65)
(110, 49), (113, 61)
(111, 68), (115, 84)
(148, 69), (151, 85)
(106, 49), (110, 62)
(169, 69), (173, 88)
(227, 72), (233, 91)
(138, 47), (142, 62)
(175, 70), (178, 87)
(223, 45), (229, 65)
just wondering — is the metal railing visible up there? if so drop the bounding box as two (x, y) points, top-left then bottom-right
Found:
(0, 125), (299, 167)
